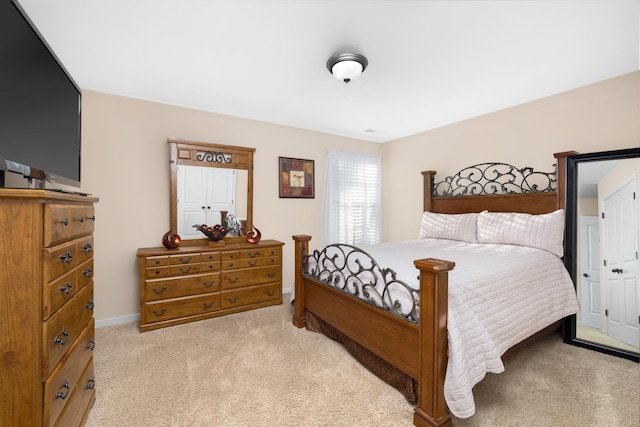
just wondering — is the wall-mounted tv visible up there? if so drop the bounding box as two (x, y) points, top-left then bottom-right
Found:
(0, 0), (82, 188)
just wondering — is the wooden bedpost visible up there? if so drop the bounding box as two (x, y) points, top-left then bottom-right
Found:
(292, 235), (312, 328)
(553, 151), (578, 210)
(422, 170), (436, 212)
(413, 258), (455, 427)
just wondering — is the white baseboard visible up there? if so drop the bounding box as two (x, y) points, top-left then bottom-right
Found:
(95, 313), (139, 328)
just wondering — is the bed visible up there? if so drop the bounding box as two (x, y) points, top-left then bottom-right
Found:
(291, 151), (580, 427)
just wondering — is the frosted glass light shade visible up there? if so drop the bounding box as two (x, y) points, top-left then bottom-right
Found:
(326, 53), (368, 84)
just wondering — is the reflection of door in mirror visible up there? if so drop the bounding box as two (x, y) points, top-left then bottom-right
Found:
(575, 158), (640, 353)
(177, 165), (237, 239)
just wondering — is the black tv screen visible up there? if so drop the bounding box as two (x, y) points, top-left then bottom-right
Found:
(0, 0), (81, 188)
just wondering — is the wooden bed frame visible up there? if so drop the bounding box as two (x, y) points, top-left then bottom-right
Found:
(292, 152), (575, 427)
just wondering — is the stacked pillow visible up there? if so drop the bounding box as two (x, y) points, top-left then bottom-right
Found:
(418, 209), (565, 257)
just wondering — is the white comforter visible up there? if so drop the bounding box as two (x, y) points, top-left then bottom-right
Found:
(351, 239), (580, 418)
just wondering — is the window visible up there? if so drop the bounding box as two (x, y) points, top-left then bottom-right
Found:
(322, 150), (382, 246)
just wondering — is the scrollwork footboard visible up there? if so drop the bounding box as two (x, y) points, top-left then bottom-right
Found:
(303, 244), (420, 323)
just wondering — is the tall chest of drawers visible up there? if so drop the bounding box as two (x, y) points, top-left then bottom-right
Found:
(137, 239), (284, 332)
(0, 190), (98, 427)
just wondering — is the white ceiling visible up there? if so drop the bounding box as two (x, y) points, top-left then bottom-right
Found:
(18, 0), (640, 143)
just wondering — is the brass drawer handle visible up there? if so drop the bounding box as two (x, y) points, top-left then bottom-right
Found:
(88, 215), (96, 221)
(152, 286), (167, 295)
(85, 299), (95, 310)
(59, 252), (73, 264)
(248, 260), (258, 267)
(179, 266), (192, 273)
(55, 329), (69, 346)
(265, 290), (276, 297)
(56, 381), (70, 400)
(59, 281), (73, 294)
(83, 268), (93, 277)
(203, 280), (215, 288)
(226, 296), (239, 304)
(266, 272), (277, 278)
(248, 252), (259, 258)
(83, 243), (93, 253)
(178, 256), (192, 264)
(75, 216), (84, 224)
(87, 338), (95, 351)
(227, 276), (239, 284)
(227, 262), (234, 268)
(59, 218), (69, 226)
(202, 301), (215, 309)
(86, 377), (95, 390)
(153, 308), (166, 317)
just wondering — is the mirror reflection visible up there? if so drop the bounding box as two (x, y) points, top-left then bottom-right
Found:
(573, 154), (639, 355)
(177, 166), (248, 239)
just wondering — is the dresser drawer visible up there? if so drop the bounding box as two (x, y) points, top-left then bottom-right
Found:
(201, 252), (220, 263)
(222, 258), (265, 270)
(221, 283), (281, 309)
(239, 248), (264, 259)
(43, 258), (94, 321)
(144, 273), (220, 301)
(43, 283), (94, 377)
(54, 358), (95, 427)
(43, 319), (95, 427)
(43, 236), (94, 284)
(221, 265), (281, 289)
(44, 204), (95, 247)
(146, 255), (170, 267)
(170, 263), (201, 276)
(169, 253), (202, 265)
(144, 293), (221, 324)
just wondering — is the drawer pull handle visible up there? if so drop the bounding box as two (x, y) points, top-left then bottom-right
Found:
(59, 252), (73, 264)
(202, 301), (215, 309)
(153, 308), (166, 316)
(248, 252), (259, 258)
(56, 381), (70, 400)
(87, 338), (96, 351)
(88, 215), (96, 221)
(85, 299), (95, 310)
(83, 243), (93, 253)
(227, 296), (239, 304)
(59, 218), (69, 226)
(228, 262), (234, 268)
(203, 280), (215, 288)
(59, 282), (74, 294)
(55, 329), (69, 346)
(83, 268), (93, 277)
(179, 256), (192, 263)
(76, 216), (85, 224)
(179, 266), (192, 273)
(248, 260), (258, 267)
(153, 286), (167, 294)
(265, 290), (276, 297)
(266, 272), (277, 278)
(86, 377), (95, 390)
(227, 276), (239, 284)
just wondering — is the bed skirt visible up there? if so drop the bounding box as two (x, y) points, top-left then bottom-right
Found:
(305, 310), (418, 404)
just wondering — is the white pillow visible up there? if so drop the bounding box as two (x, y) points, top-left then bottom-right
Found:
(476, 209), (565, 257)
(418, 211), (479, 243)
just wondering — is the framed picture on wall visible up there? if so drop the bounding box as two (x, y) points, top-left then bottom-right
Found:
(279, 157), (315, 198)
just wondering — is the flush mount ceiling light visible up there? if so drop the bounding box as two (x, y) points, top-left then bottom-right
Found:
(326, 53), (368, 84)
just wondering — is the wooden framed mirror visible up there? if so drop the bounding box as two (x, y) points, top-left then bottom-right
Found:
(168, 138), (254, 244)
(563, 147), (640, 362)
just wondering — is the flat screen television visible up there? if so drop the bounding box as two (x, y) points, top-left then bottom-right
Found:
(0, 0), (82, 188)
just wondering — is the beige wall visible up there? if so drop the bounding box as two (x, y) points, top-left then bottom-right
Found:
(79, 71), (639, 324)
(80, 92), (382, 323)
(383, 71), (640, 240)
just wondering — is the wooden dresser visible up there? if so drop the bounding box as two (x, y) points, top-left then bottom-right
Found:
(0, 189), (98, 426)
(137, 239), (284, 332)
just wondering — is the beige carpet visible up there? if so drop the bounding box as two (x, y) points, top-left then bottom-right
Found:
(85, 301), (639, 427)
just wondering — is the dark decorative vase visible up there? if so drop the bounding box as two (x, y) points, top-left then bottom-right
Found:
(246, 226), (261, 244)
(162, 231), (181, 249)
(193, 223), (228, 241)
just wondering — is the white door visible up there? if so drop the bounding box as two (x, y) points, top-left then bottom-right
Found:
(177, 166), (236, 239)
(603, 177), (639, 348)
(579, 216), (601, 329)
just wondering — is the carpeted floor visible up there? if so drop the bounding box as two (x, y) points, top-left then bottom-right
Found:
(84, 301), (639, 427)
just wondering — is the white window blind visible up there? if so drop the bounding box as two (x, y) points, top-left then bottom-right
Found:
(322, 150), (382, 246)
